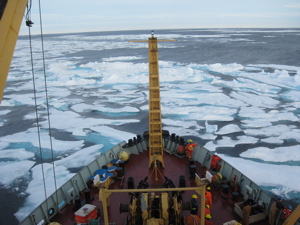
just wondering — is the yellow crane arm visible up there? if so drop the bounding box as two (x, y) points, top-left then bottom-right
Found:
(0, 0), (28, 102)
(282, 205), (300, 225)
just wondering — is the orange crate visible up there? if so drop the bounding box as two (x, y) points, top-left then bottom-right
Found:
(75, 204), (97, 224)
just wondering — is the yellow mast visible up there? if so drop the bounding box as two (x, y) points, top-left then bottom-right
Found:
(148, 32), (164, 169)
(0, 0), (28, 102)
(130, 33), (176, 173)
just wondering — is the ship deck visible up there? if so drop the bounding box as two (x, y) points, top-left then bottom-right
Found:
(51, 150), (269, 225)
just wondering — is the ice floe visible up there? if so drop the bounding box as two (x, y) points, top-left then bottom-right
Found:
(215, 124), (242, 135)
(240, 145), (300, 162)
(0, 160), (35, 186)
(14, 163), (75, 221)
(55, 144), (103, 168)
(204, 136), (258, 151)
(218, 154), (300, 198)
(0, 149), (35, 160)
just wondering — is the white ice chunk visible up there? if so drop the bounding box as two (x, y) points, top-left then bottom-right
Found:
(218, 154), (300, 195)
(90, 126), (136, 141)
(260, 137), (284, 144)
(244, 124), (297, 138)
(102, 56), (143, 62)
(163, 126), (201, 137)
(207, 63), (244, 73)
(240, 146), (300, 162)
(162, 118), (203, 130)
(0, 160), (35, 186)
(39, 108), (139, 136)
(241, 120), (272, 128)
(0, 142), (10, 150)
(204, 136), (258, 151)
(231, 91), (279, 108)
(71, 103), (93, 113)
(14, 163), (75, 222)
(277, 129), (300, 142)
(239, 106), (299, 124)
(1, 128), (84, 152)
(200, 133), (218, 140)
(237, 66), (300, 89)
(56, 144), (102, 168)
(0, 109), (10, 115)
(216, 124), (242, 135)
(205, 121), (218, 134)
(0, 149), (35, 160)
(281, 90), (300, 102)
(189, 106), (236, 121)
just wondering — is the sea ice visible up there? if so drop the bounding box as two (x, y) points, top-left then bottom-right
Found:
(55, 144), (103, 168)
(230, 91), (279, 108)
(277, 129), (300, 142)
(0, 160), (35, 186)
(204, 136), (258, 151)
(162, 126), (201, 137)
(0, 149), (35, 160)
(14, 163), (75, 222)
(215, 124), (242, 135)
(0, 141), (9, 150)
(218, 154), (300, 195)
(281, 90), (300, 102)
(244, 124), (297, 138)
(1, 127), (84, 152)
(102, 56), (143, 62)
(207, 63), (244, 74)
(162, 118), (202, 129)
(2, 31), (300, 222)
(240, 146), (300, 162)
(0, 109), (10, 115)
(39, 108), (139, 136)
(260, 137), (284, 144)
(205, 121), (218, 134)
(90, 126), (136, 142)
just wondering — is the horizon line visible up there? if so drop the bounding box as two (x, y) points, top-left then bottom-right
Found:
(19, 27), (300, 36)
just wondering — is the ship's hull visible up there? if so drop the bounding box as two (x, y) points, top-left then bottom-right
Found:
(18, 133), (298, 225)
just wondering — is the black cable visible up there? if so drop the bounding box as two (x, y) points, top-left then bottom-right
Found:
(37, 0), (60, 219)
(27, 24), (50, 221)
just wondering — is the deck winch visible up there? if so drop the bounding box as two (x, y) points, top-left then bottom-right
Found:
(119, 177), (192, 225)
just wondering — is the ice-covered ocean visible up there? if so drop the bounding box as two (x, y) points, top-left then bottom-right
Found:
(1, 29), (300, 225)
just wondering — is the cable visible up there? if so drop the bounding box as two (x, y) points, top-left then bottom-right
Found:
(27, 22), (50, 222)
(37, 0), (60, 219)
(26, 0), (59, 222)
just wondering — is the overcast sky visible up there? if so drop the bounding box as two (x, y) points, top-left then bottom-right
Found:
(20, 0), (300, 35)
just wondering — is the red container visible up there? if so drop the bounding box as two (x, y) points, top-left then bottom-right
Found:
(75, 204), (97, 224)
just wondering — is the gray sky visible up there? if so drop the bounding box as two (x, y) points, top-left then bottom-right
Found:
(20, 0), (300, 34)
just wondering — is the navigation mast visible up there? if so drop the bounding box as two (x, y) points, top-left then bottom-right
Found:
(148, 31), (164, 170)
(130, 32), (176, 176)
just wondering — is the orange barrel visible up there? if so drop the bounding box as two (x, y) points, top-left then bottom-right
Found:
(177, 145), (185, 155)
